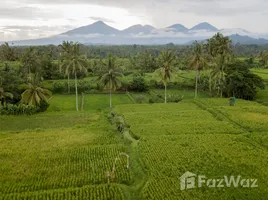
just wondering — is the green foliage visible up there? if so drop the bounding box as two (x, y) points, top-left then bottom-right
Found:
(0, 103), (39, 115)
(21, 75), (52, 106)
(167, 93), (184, 103)
(0, 42), (18, 61)
(129, 76), (149, 92)
(135, 95), (146, 104)
(0, 63), (23, 101)
(225, 61), (265, 100)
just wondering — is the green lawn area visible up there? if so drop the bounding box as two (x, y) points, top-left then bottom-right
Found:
(47, 93), (132, 112)
(154, 88), (210, 99)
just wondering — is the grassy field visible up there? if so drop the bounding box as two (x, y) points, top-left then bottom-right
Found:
(47, 94), (132, 112)
(0, 97), (131, 199)
(115, 99), (268, 199)
(1, 94), (268, 199)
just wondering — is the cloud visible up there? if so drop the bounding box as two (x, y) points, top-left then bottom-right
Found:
(0, 0), (268, 40)
(0, 6), (59, 20)
(89, 17), (116, 23)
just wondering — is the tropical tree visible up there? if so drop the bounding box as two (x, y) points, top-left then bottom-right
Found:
(60, 43), (88, 111)
(259, 50), (268, 66)
(0, 42), (17, 61)
(155, 51), (176, 103)
(21, 74), (52, 106)
(0, 87), (13, 107)
(98, 55), (122, 108)
(59, 41), (74, 93)
(189, 41), (207, 98)
(21, 46), (40, 75)
(207, 33), (233, 97)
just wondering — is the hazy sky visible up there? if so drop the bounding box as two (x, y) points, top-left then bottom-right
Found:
(0, 0), (267, 40)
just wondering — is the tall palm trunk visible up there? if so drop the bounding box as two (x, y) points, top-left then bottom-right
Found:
(164, 84), (167, 104)
(67, 73), (70, 93)
(220, 70), (223, 98)
(110, 88), (112, 108)
(209, 74), (212, 96)
(195, 69), (199, 99)
(75, 72), (79, 111)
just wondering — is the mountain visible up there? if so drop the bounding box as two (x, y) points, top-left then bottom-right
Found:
(190, 22), (218, 32)
(122, 24), (155, 35)
(220, 28), (251, 36)
(229, 34), (268, 45)
(167, 24), (188, 32)
(6, 21), (268, 46)
(62, 21), (120, 36)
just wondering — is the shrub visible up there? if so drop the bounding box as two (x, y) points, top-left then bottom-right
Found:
(129, 76), (149, 92)
(167, 94), (184, 103)
(53, 82), (66, 93)
(0, 104), (38, 115)
(53, 80), (91, 94)
(136, 95), (146, 104)
(0, 102), (50, 115)
(149, 98), (154, 104)
(38, 100), (50, 112)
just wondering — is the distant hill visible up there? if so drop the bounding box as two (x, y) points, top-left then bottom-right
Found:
(6, 21), (268, 46)
(229, 34), (268, 45)
(167, 24), (188, 32)
(190, 22), (218, 32)
(62, 21), (120, 36)
(121, 24), (155, 35)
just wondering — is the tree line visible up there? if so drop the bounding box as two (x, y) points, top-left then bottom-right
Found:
(0, 33), (266, 113)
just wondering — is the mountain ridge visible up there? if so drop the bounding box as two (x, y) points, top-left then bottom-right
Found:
(4, 21), (268, 46)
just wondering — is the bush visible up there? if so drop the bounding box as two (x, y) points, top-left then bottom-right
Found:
(53, 80), (91, 94)
(129, 76), (149, 92)
(0, 102), (50, 115)
(0, 104), (38, 115)
(149, 98), (154, 104)
(38, 100), (50, 112)
(136, 95), (146, 104)
(167, 94), (184, 103)
(53, 82), (65, 93)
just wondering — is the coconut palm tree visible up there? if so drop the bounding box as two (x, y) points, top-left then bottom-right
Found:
(155, 51), (176, 104)
(21, 74), (52, 106)
(259, 50), (268, 66)
(21, 46), (39, 75)
(0, 42), (17, 61)
(207, 33), (232, 97)
(59, 41), (74, 93)
(189, 41), (207, 98)
(60, 43), (88, 111)
(98, 55), (122, 108)
(0, 87), (13, 107)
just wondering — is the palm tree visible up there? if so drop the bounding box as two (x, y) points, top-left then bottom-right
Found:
(60, 43), (88, 111)
(0, 87), (13, 107)
(0, 42), (17, 61)
(21, 46), (40, 76)
(155, 51), (176, 103)
(207, 33), (232, 97)
(98, 55), (122, 108)
(21, 74), (52, 106)
(189, 41), (207, 98)
(59, 41), (74, 93)
(259, 50), (268, 66)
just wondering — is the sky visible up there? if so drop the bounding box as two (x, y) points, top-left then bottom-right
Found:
(0, 0), (267, 41)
